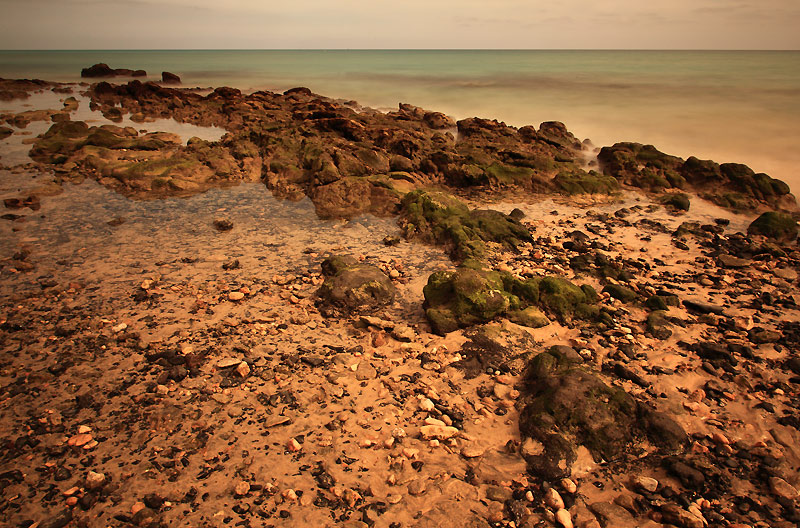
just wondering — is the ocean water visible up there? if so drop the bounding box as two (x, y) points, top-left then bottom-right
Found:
(2, 50), (799, 191)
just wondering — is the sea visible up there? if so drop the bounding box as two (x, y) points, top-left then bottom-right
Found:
(1, 50), (799, 190)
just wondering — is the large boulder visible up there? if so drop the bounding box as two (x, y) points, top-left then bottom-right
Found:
(161, 72), (181, 85)
(518, 347), (686, 479)
(399, 190), (532, 262)
(423, 266), (603, 335)
(316, 256), (396, 316)
(311, 177), (401, 219)
(81, 63), (146, 78)
(747, 211), (798, 243)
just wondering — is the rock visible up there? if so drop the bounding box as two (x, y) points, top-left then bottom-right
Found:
(748, 211), (797, 243)
(646, 310), (673, 340)
(235, 361), (250, 378)
(39, 510), (73, 528)
(85, 471), (106, 490)
(555, 508), (573, 528)
(408, 479), (427, 496)
(662, 193), (690, 211)
(660, 503), (704, 528)
(316, 256), (396, 315)
(588, 502), (635, 528)
(545, 487), (565, 509)
(234, 481), (250, 497)
(748, 328), (782, 344)
(213, 219), (233, 231)
(354, 361), (377, 380)
(486, 486), (513, 502)
(81, 63), (126, 77)
(717, 254), (750, 268)
(161, 71), (182, 84)
(632, 475), (659, 493)
(769, 477), (800, 500)
(0, 126), (13, 139)
(602, 283), (637, 302)
(419, 425), (459, 440)
(460, 444), (485, 458)
(228, 291), (245, 301)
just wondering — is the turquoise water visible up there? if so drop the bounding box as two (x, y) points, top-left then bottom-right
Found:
(2, 50), (799, 189)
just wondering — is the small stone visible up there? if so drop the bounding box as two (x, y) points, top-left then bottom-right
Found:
(235, 361), (250, 378)
(217, 358), (240, 368)
(486, 486), (513, 502)
(355, 362), (377, 381)
(68, 433), (92, 447)
(112, 322), (127, 333)
(234, 481), (250, 497)
(419, 425), (459, 440)
(408, 479), (427, 496)
(560, 478), (577, 494)
(418, 398), (435, 412)
(632, 475), (659, 493)
(545, 487), (565, 510)
(555, 508), (573, 528)
(85, 471), (105, 490)
(493, 383), (512, 399)
(387, 494), (402, 504)
(77, 425), (92, 434)
(287, 438), (302, 452)
(460, 445), (485, 458)
(213, 219), (233, 231)
(282, 488), (298, 502)
(228, 291), (245, 301)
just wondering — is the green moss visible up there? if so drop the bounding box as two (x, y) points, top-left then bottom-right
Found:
(661, 193), (690, 211)
(645, 295), (669, 311)
(485, 162), (534, 185)
(399, 190), (531, 262)
(553, 169), (619, 195)
(747, 211), (798, 243)
(507, 307), (550, 328)
(602, 284), (638, 303)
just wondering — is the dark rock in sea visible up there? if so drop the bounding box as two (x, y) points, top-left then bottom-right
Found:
(81, 63), (147, 78)
(0, 126), (13, 139)
(316, 255), (396, 316)
(161, 71), (181, 84)
(747, 212), (798, 243)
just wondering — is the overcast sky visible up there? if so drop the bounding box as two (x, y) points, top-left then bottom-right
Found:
(1, 0), (798, 49)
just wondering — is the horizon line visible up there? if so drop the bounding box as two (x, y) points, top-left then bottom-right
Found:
(2, 48), (799, 52)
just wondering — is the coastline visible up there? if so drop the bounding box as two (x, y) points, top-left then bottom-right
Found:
(1, 75), (799, 528)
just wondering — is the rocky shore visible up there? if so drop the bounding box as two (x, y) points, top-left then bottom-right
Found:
(1, 75), (799, 528)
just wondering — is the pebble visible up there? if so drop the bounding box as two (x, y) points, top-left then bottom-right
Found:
(287, 438), (302, 452)
(555, 508), (573, 528)
(419, 425), (459, 440)
(560, 478), (577, 494)
(111, 322), (127, 333)
(633, 475), (659, 493)
(85, 471), (105, 490)
(234, 481), (250, 497)
(235, 361), (250, 378)
(545, 487), (565, 510)
(418, 398), (435, 412)
(228, 291), (245, 301)
(408, 479), (427, 496)
(460, 444), (485, 458)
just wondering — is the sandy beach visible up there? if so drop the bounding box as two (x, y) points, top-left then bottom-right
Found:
(1, 75), (799, 528)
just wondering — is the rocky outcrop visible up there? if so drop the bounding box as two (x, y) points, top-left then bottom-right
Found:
(29, 120), (261, 198)
(81, 63), (146, 78)
(599, 143), (795, 211)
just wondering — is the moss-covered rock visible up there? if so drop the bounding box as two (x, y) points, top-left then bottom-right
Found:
(553, 169), (619, 195)
(645, 295), (669, 311)
(399, 190), (532, 262)
(747, 212), (798, 243)
(646, 310), (673, 340)
(316, 256), (396, 316)
(602, 283), (638, 303)
(423, 266), (602, 334)
(518, 347), (686, 479)
(662, 193), (690, 211)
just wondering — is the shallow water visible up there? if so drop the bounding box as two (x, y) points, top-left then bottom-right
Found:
(2, 50), (799, 191)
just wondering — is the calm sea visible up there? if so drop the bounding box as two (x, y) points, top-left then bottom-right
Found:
(1, 50), (799, 191)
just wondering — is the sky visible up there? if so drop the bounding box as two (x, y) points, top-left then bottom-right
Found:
(0, 0), (798, 50)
